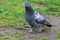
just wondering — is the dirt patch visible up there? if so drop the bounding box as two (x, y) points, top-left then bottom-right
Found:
(0, 15), (60, 40)
(24, 15), (60, 40)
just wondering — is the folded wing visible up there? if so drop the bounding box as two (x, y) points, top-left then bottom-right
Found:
(34, 11), (52, 27)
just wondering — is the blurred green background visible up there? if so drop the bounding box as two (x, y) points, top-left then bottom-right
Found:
(0, 0), (60, 27)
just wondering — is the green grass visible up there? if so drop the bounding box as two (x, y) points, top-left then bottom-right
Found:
(56, 33), (60, 40)
(0, 0), (60, 40)
(0, 32), (24, 40)
(32, 34), (41, 40)
(42, 37), (48, 40)
(0, 0), (25, 27)
(0, 0), (60, 27)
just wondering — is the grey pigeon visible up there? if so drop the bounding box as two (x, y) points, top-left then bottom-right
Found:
(24, 2), (52, 32)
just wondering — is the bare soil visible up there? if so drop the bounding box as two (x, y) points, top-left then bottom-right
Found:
(0, 15), (60, 40)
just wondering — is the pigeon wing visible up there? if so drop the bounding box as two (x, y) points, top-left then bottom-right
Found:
(34, 11), (52, 27)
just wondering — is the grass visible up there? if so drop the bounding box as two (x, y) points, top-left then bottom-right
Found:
(0, 0), (25, 28)
(32, 34), (49, 40)
(32, 33), (60, 40)
(56, 33), (60, 40)
(42, 37), (48, 40)
(0, 0), (60, 40)
(0, 32), (24, 40)
(32, 34), (41, 40)
(0, 0), (60, 27)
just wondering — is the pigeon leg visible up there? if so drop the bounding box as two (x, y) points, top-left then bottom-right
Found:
(28, 28), (33, 33)
(36, 28), (42, 33)
(38, 28), (42, 33)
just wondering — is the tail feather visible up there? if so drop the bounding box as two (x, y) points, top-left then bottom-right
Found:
(46, 24), (52, 27)
(43, 20), (52, 27)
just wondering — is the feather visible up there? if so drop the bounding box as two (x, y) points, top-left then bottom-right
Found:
(34, 11), (52, 27)
(24, 2), (52, 29)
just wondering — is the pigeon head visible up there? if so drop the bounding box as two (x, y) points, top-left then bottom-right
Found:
(25, 2), (30, 7)
(25, 2), (34, 13)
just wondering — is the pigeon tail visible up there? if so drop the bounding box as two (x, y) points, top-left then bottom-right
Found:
(43, 20), (52, 27)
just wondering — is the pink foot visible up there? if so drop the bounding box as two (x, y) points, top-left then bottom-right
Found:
(28, 29), (33, 33)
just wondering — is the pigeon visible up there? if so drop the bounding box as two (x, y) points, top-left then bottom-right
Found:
(24, 2), (52, 32)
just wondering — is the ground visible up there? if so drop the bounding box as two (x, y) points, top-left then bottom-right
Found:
(0, 15), (60, 40)
(0, 0), (60, 40)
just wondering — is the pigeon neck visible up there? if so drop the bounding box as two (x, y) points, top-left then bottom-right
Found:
(25, 6), (34, 14)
